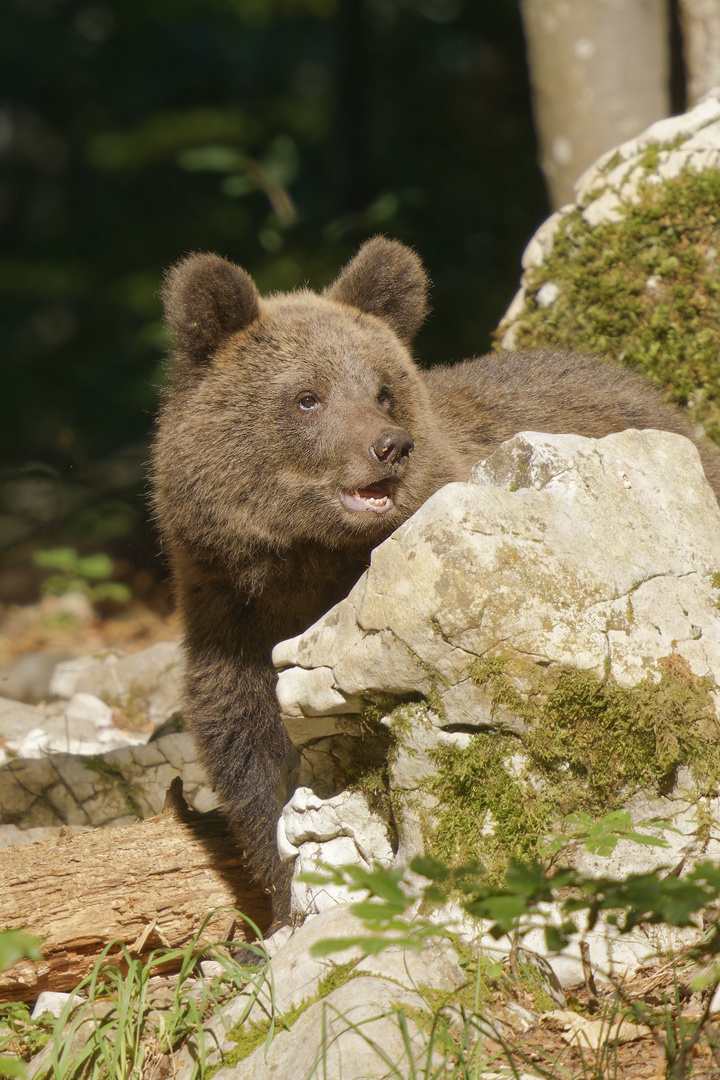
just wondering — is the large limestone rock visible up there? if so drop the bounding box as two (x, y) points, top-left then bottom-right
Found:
(171, 904), (465, 1080)
(275, 428), (720, 735)
(273, 430), (720, 949)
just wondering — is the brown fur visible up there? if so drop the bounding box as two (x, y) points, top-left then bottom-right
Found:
(152, 237), (720, 919)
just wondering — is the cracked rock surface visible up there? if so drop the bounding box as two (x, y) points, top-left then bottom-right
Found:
(275, 429), (720, 735)
(0, 635), (216, 844)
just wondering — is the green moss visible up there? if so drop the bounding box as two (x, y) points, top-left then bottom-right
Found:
(219, 1015), (272, 1068)
(425, 656), (720, 881)
(211, 960), (363, 1073)
(469, 657), (527, 716)
(338, 710), (399, 844)
(429, 730), (547, 879)
(316, 957), (362, 997)
(640, 145), (660, 171)
(498, 168), (720, 444)
(213, 997), (311, 1074)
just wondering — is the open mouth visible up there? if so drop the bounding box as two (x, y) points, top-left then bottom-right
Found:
(340, 480), (395, 514)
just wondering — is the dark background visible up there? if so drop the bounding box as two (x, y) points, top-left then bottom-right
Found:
(1, 0), (548, 582)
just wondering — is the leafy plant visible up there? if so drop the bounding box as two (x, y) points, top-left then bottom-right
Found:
(33, 547), (131, 606)
(303, 857), (720, 1078)
(540, 808), (680, 860)
(0, 931), (43, 1079)
(306, 856), (720, 958)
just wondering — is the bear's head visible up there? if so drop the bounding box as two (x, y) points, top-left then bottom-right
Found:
(153, 237), (452, 561)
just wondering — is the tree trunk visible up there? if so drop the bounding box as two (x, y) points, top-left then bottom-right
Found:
(678, 0), (720, 104)
(1, 781), (272, 1002)
(520, 0), (670, 208)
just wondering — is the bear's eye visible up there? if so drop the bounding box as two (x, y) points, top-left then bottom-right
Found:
(377, 386), (394, 409)
(298, 393), (321, 411)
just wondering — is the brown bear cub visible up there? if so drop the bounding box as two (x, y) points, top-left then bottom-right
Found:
(152, 237), (720, 918)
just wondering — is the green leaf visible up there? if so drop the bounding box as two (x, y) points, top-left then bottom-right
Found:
(0, 1054), (27, 1078)
(33, 547), (78, 572)
(89, 581), (132, 603)
(76, 553), (113, 580)
(620, 831), (669, 848)
(505, 859), (553, 898)
(544, 926), (569, 952)
(464, 892), (530, 933)
(0, 930), (42, 971)
(42, 575), (89, 597)
(410, 854), (450, 883)
(349, 900), (407, 923)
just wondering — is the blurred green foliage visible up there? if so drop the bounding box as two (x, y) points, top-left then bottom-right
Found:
(33, 546), (131, 604)
(0, 0), (546, 473)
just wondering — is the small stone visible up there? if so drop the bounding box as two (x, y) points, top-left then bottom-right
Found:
(31, 991), (85, 1020)
(0, 651), (72, 704)
(199, 960), (225, 979)
(581, 188), (625, 226)
(49, 655), (98, 699)
(66, 692), (114, 728)
(535, 281), (560, 308)
(15, 728), (50, 758)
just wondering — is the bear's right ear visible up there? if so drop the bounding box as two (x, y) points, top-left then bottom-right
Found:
(325, 236), (429, 344)
(162, 253), (261, 369)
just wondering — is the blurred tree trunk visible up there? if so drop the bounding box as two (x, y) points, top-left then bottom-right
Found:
(678, 0), (720, 104)
(520, 0), (670, 208)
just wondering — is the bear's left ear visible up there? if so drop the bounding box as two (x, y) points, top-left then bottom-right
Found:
(325, 236), (429, 344)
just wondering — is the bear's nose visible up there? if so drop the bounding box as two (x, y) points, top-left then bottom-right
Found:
(370, 429), (415, 464)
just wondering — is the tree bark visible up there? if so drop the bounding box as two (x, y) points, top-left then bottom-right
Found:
(678, 0), (720, 104)
(520, 0), (670, 208)
(0, 781), (272, 1002)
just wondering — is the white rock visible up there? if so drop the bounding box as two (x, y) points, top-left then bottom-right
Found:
(0, 651), (71, 704)
(275, 429), (720, 937)
(65, 692), (114, 727)
(277, 431), (720, 730)
(213, 977), (433, 1080)
(535, 281), (560, 307)
(199, 961), (226, 979)
(15, 728), (51, 758)
(31, 991), (85, 1020)
(49, 655), (97, 699)
(501, 88), (720, 338)
(356, 940), (465, 992)
(581, 187), (625, 226)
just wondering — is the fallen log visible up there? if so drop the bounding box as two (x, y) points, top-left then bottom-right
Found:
(0, 779), (272, 1002)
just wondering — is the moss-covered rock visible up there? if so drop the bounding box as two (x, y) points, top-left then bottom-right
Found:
(427, 657), (720, 881)
(497, 90), (720, 444)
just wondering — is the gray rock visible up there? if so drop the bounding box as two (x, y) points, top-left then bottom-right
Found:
(276, 430), (720, 731)
(213, 976), (434, 1080)
(0, 732), (213, 832)
(176, 904), (455, 1080)
(50, 641), (183, 728)
(0, 823), (90, 849)
(0, 651), (72, 704)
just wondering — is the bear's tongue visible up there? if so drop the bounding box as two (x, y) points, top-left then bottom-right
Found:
(340, 482), (394, 514)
